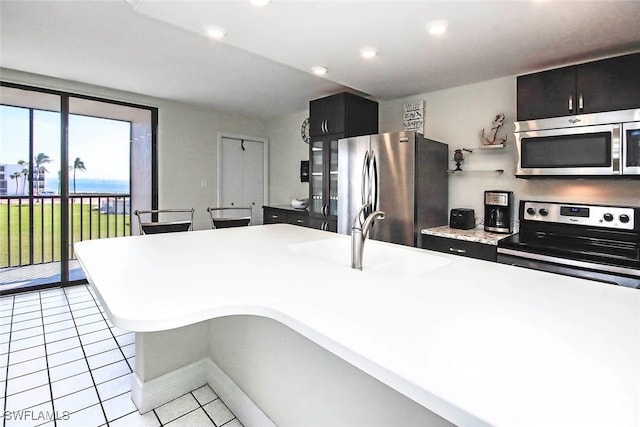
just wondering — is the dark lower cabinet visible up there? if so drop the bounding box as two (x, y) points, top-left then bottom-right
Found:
(263, 206), (309, 227)
(421, 235), (496, 262)
(263, 205), (337, 231)
(307, 217), (337, 232)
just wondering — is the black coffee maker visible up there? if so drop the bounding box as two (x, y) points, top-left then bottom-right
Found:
(484, 190), (513, 233)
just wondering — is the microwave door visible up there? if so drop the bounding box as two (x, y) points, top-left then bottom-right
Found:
(515, 124), (620, 177)
(622, 122), (640, 175)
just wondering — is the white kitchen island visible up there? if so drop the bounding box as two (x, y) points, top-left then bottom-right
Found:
(74, 224), (640, 427)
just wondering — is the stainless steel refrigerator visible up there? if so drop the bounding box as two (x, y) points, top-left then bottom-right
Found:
(337, 131), (448, 247)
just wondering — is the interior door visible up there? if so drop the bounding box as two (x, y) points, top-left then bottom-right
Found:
(219, 136), (266, 225)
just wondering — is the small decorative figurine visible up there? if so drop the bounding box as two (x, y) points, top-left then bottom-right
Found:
(480, 113), (508, 146)
(453, 149), (466, 171)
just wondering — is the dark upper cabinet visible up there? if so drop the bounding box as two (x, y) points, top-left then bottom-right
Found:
(517, 67), (576, 121)
(517, 52), (640, 121)
(308, 92), (378, 230)
(309, 92), (378, 137)
(576, 54), (640, 114)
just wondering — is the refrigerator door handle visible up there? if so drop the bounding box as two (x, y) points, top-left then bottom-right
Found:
(371, 151), (379, 212)
(361, 150), (370, 207)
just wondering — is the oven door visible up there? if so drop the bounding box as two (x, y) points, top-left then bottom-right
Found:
(622, 121), (640, 175)
(497, 249), (640, 289)
(514, 124), (621, 177)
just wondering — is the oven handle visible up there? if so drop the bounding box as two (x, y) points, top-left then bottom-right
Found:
(497, 248), (640, 278)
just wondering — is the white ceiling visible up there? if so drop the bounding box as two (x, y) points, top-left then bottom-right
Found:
(1, 1), (640, 120)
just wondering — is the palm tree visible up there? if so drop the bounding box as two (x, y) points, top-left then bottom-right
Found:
(17, 160), (29, 195)
(71, 157), (87, 193)
(34, 153), (51, 195)
(10, 172), (21, 195)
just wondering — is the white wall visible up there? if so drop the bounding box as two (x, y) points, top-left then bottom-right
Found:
(379, 76), (640, 220)
(265, 110), (310, 205)
(1, 68), (269, 230)
(380, 76), (516, 222)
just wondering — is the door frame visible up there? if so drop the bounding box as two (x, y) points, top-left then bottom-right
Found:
(216, 132), (269, 212)
(0, 81), (158, 293)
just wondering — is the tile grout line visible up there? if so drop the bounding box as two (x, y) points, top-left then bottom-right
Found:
(62, 286), (110, 425)
(2, 295), (15, 423)
(85, 287), (134, 375)
(192, 390), (218, 427)
(83, 284), (139, 425)
(38, 289), (57, 427)
(3, 286), (242, 427)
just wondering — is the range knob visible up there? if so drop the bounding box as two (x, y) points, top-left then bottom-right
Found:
(539, 208), (549, 216)
(526, 207), (536, 216)
(619, 214), (630, 223)
(603, 213), (614, 222)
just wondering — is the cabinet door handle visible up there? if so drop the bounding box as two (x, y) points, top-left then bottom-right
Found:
(271, 214), (279, 219)
(578, 94), (584, 111)
(449, 247), (466, 254)
(296, 219), (304, 224)
(568, 95), (573, 113)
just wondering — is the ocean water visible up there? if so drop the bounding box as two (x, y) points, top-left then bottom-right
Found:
(44, 178), (130, 194)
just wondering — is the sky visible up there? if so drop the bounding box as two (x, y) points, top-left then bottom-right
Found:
(0, 105), (130, 181)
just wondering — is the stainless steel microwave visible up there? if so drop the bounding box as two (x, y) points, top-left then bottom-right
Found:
(514, 109), (640, 177)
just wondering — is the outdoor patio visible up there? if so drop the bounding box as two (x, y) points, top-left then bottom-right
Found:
(0, 261), (86, 294)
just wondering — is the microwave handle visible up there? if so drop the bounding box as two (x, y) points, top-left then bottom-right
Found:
(613, 124), (621, 174)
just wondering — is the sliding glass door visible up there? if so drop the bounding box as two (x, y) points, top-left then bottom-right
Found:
(0, 87), (63, 289)
(0, 83), (157, 294)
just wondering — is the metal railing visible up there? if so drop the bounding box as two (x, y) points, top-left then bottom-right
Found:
(0, 194), (131, 268)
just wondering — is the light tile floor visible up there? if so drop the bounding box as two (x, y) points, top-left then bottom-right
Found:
(1, 284), (242, 427)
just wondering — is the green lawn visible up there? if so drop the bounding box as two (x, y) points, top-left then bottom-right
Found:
(0, 200), (130, 268)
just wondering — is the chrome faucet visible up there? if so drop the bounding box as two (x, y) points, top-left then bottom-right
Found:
(351, 204), (386, 270)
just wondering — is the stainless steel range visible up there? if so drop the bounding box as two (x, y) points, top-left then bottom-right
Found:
(497, 200), (640, 289)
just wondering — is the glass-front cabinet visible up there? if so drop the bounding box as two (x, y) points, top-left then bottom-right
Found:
(310, 140), (324, 216)
(328, 139), (338, 216)
(309, 137), (339, 230)
(307, 92), (379, 232)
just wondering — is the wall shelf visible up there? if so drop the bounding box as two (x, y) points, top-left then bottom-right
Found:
(447, 169), (504, 174)
(449, 143), (507, 173)
(462, 144), (505, 152)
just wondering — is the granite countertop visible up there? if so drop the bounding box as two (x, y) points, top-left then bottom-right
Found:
(421, 225), (513, 245)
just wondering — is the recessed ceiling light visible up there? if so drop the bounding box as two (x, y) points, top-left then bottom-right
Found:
(311, 66), (328, 76)
(426, 20), (449, 36)
(360, 47), (378, 59)
(250, 0), (270, 5)
(206, 27), (226, 40)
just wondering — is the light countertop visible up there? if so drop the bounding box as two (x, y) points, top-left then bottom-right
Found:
(75, 224), (640, 427)
(422, 225), (512, 245)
